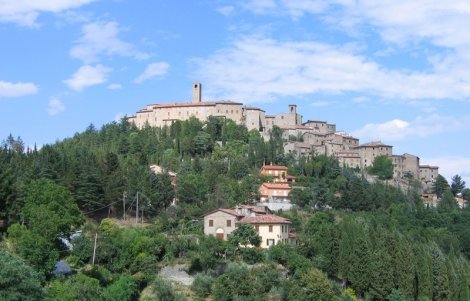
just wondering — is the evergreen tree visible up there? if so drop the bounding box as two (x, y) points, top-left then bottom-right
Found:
(451, 175), (466, 196)
(433, 175), (450, 198)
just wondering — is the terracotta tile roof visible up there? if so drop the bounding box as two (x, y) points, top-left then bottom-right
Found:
(261, 182), (291, 189)
(260, 164), (288, 171)
(202, 208), (240, 217)
(238, 214), (291, 224)
(151, 100), (242, 109)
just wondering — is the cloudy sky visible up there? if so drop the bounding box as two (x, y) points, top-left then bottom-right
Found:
(1, 0), (469, 183)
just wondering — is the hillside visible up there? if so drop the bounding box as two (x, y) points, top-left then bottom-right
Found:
(0, 118), (469, 301)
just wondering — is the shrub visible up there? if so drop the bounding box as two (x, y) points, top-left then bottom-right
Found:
(191, 274), (214, 298)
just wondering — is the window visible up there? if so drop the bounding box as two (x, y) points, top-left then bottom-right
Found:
(255, 225), (259, 232)
(267, 239), (275, 246)
(209, 220), (214, 227)
(269, 225), (273, 232)
(227, 220), (231, 227)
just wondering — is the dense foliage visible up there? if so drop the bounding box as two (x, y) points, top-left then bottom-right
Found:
(0, 118), (469, 300)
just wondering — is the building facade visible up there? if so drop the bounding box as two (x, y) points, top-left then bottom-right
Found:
(203, 206), (294, 249)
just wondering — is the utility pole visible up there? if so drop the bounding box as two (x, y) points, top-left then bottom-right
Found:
(123, 191), (126, 221)
(135, 192), (139, 224)
(92, 233), (98, 265)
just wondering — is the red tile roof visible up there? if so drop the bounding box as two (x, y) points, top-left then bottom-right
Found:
(261, 182), (291, 190)
(260, 164), (288, 171)
(238, 215), (291, 224)
(151, 100), (243, 109)
(202, 208), (240, 217)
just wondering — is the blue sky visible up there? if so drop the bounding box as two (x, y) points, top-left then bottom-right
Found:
(1, 0), (469, 184)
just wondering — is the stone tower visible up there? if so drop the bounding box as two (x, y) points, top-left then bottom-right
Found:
(192, 83), (202, 103)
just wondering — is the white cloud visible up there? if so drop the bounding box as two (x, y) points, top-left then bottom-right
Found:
(107, 83), (122, 90)
(47, 96), (65, 116)
(194, 37), (470, 102)
(352, 114), (467, 142)
(0, 0), (96, 27)
(70, 21), (150, 63)
(63, 64), (112, 91)
(0, 81), (38, 97)
(229, 2), (470, 104)
(422, 156), (470, 186)
(352, 96), (370, 104)
(134, 62), (169, 84)
(242, 0), (277, 14)
(217, 6), (235, 16)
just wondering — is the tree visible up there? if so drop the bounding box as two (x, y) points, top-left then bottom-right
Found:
(286, 268), (335, 301)
(229, 223), (261, 248)
(451, 175), (466, 196)
(369, 155), (393, 180)
(438, 189), (459, 211)
(21, 179), (83, 239)
(433, 175), (450, 198)
(105, 274), (139, 301)
(48, 273), (107, 301)
(0, 250), (44, 301)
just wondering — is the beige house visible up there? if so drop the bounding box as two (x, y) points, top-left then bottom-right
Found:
(203, 206), (295, 249)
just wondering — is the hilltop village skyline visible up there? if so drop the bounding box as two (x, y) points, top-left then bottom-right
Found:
(129, 83), (439, 191)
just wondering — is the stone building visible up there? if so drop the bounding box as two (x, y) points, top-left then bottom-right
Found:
(129, 83), (299, 134)
(129, 83), (439, 190)
(352, 141), (393, 168)
(419, 165), (439, 191)
(203, 206), (295, 249)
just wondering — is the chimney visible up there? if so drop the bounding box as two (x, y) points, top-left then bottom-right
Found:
(192, 83), (202, 103)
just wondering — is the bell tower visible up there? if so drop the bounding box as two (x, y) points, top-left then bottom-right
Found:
(192, 83), (202, 103)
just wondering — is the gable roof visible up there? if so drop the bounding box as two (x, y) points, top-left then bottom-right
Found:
(238, 215), (291, 224)
(202, 208), (240, 217)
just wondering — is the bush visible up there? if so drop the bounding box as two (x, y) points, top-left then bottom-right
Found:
(0, 250), (44, 301)
(191, 274), (214, 298)
(152, 276), (187, 301)
(239, 247), (265, 264)
(106, 274), (139, 301)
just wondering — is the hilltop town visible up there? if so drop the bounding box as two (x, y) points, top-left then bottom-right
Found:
(129, 83), (439, 192)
